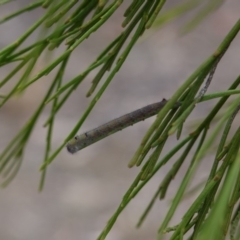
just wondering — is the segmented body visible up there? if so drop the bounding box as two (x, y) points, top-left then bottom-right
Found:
(66, 99), (168, 154)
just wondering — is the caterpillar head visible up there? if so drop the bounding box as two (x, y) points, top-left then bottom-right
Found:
(66, 135), (88, 154)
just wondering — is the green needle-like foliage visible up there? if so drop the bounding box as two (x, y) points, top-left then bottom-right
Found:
(0, 1), (240, 240)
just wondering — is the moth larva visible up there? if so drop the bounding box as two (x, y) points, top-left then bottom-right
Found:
(66, 99), (172, 154)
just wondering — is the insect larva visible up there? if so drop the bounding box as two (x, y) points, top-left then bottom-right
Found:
(66, 99), (171, 154)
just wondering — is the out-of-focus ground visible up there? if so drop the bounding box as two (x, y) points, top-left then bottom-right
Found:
(0, 1), (240, 240)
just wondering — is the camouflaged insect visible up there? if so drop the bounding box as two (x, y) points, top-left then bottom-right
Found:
(66, 99), (168, 154)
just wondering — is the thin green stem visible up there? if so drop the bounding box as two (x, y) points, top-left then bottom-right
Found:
(0, 1), (44, 24)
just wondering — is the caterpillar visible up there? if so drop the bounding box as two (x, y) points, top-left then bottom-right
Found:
(66, 99), (174, 154)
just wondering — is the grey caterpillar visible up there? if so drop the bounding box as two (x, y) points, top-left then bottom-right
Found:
(66, 99), (171, 154)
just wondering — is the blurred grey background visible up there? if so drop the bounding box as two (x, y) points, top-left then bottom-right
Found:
(0, 1), (240, 240)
